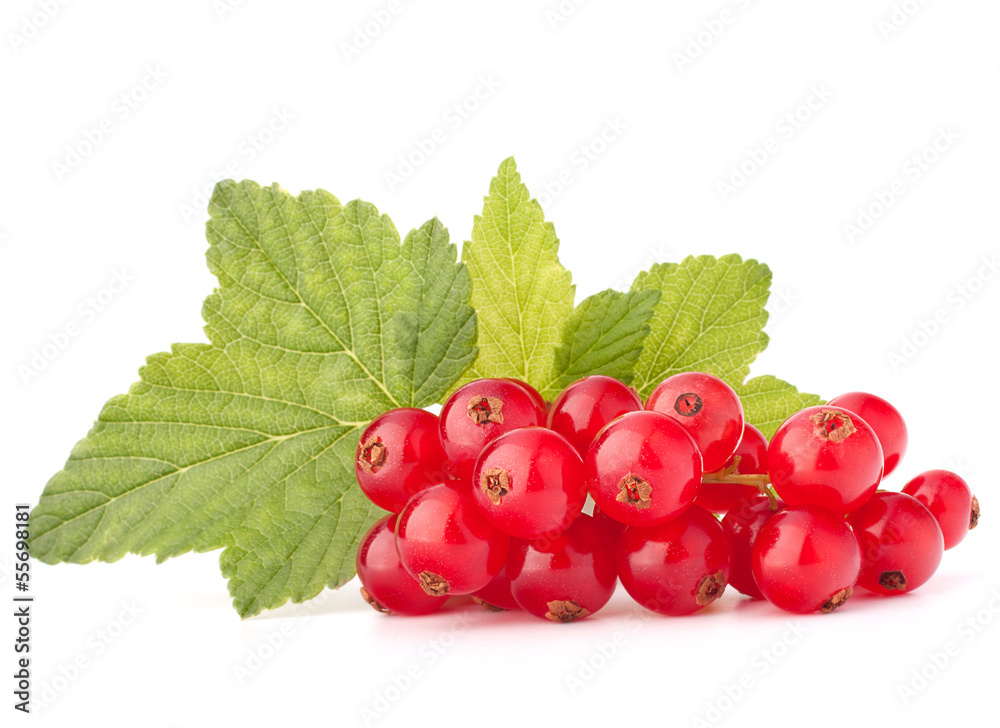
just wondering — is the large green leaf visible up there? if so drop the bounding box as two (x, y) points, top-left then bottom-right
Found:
(29, 181), (476, 618)
(457, 157), (575, 395)
(630, 255), (771, 397)
(735, 375), (824, 440)
(29, 160), (825, 619)
(543, 289), (660, 397)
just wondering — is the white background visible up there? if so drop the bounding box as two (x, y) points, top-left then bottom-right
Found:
(2, 1), (998, 726)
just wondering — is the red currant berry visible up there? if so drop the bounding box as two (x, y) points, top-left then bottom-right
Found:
(356, 514), (447, 616)
(502, 378), (548, 414)
(847, 492), (944, 595)
(827, 392), (908, 476)
(585, 411), (702, 527)
(752, 505), (861, 614)
(645, 372), (744, 472)
(507, 514), (617, 622)
(768, 406), (883, 514)
(592, 504), (626, 540)
(902, 470), (979, 550)
(696, 423), (769, 513)
(472, 427), (586, 540)
(395, 482), (509, 596)
(547, 375), (643, 457)
(721, 496), (786, 600)
(439, 379), (546, 480)
(355, 408), (451, 512)
(616, 505), (732, 615)
(471, 564), (520, 611)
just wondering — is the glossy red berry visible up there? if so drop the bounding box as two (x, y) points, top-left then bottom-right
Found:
(547, 375), (644, 457)
(827, 392), (908, 476)
(768, 406), (883, 514)
(472, 427), (586, 540)
(356, 514), (447, 616)
(585, 411), (702, 527)
(902, 470), (979, 550)
(645, 372), (744, 472)
(591, 504), (626, 540)
(355, 408), (451, 513)
(696, 423), (769, 513)
(752, 505), (861, 614)
(503, 378), (548, 414)
(721, 496), (786, 600)
(847, 492), (944, 595)
(471, 564), (520, 611)
(439, 379), (546, 480)
(616, 506), (732, 615)
(395, 482), (509, 596)
(507, 514), (617, 622)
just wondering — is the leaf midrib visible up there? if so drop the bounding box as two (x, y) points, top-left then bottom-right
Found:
(34, 423), (346, 548)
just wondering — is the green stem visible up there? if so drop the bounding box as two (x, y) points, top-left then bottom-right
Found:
(701, 470), (778, 509)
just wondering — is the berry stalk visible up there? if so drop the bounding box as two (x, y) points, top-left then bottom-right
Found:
(701, 458), (777, 508)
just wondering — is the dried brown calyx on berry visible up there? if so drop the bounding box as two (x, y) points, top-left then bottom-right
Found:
(810, 409), (857, 443)
(545, 600), (589, 623)
(879, 571), (907, 591)
(467, 396), (504, 425)
(480, 467), (510, 506)
(418, 571), (449, 597)
(360, 587), (390, 614)
(472, 596), (506, 612)
(695, 571), (726, 606)
(819, 587), (853, 614)
(616, 473), (652, 510)
(357, 435), (387, 474)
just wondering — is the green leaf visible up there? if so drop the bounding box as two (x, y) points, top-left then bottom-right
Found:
(29, 181), (476, 618)
(458, 157), (575, 395)
(543, 289), (660, 397)
(28, 160), (824, 621)
(736, 375), (824, 440)
(629, 255), (771, 397)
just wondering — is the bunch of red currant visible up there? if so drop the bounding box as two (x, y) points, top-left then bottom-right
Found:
(354, 373), (979, 622)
